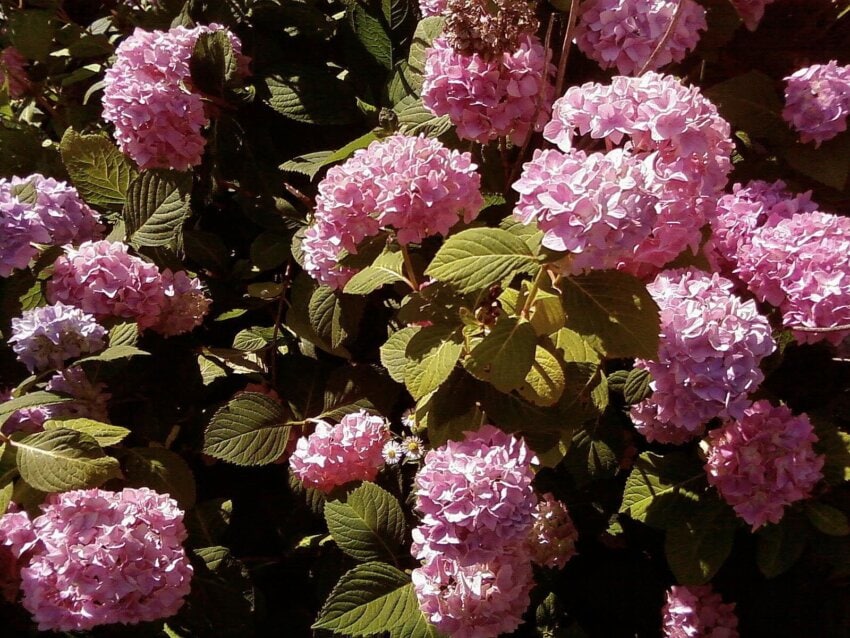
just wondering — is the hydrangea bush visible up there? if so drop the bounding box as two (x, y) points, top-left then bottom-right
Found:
(0, 0), (848, 636)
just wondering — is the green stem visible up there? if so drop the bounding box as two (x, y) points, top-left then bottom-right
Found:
(400, 244), (420, 291)
(520, 267), (548, 318)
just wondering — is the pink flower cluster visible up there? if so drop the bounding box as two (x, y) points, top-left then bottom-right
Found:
(631, 268), (775, 444)
(289, 410), (390, 492)
(706, 401), (824, 529)
(528, 493), (578, 569)
(303, 134), (482, 288)
(662, 585), (739, 638)
(729, 0), (776, 30)
(0, 488), (192, 632)
(411, 425), (538, 638)
(0, 47), (30, 99)
(419, 0), (446, 16)
(735, 210), (850, 345)
(9, 303), (106, 372)
(512, 147), (659, 273)
(544, 73), (733, 275)
(102, 25), (248, 170)
(47, 240), (209, 336)
(422, 34), (555, 145)
(0, 506), (37, 603)
(0, 174), (102, 277)
(783, 61), (850, 147)
(575, 0), (707, 76)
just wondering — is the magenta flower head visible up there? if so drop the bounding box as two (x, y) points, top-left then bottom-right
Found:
(103, 25), (249, 170)
(729, 0), (776, 30)
(706, 401), (824, 530)
(783, 61), (850, 147)
(9, 303), (106, 372)
(662, 585), (739, 638)
(575, 0), (707, 76)
(289, 410), (390, 492)
(630, 268), (775, 444)
(528, 493), (578, 569)
(422, 34), (555, 145)
(1, 488), (193, 632)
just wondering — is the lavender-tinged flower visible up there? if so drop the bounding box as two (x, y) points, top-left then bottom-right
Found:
(662, 585), (739, 638)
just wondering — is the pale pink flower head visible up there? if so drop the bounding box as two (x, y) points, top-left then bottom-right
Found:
(729, 0), (776, 30)
(736, 210), (850, 345)
(411, 424), (537, 564)
(0, 47), (30, 99)
(152, 269), (210, 336)
(706, 401), (824, 530)
(0, 185), (50, 277)
(15, 487), (192, 632)
(528, 493), (578, 569)
(419, 0), (446, 16)
(47, 240), (166, 329)
(783, 61), (850, 147)
(575, 0), (707, 76)
(662, 585), (739, 638)
(289, 410), (390, 492)
(422, 34), (555, 145)
(412, 550), (534, 638)
(631, 268), (775, 444)
(0, 506), (38, 603)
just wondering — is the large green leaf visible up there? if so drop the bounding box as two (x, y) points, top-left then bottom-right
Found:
(380, 327), (419, 384)
(324, 482), (406, 563)
(344, 250), (405, 295)
(348, 0), (394, 69)
(59, 129), (137, 206)
(756, 515), (809, 578)
(124, 447), (198, 509)
(14, 428), (120, 493)
(665, 500), (738, 585)
(43, 418), (130, 447)
(265, 66), (359, 125)
(203, 393), (291, 466)
(190, 31), (238, 96)
(466, 317), (537, 393)
(308, 285), (366, 350)
(405, 17), (445, 93)
(619, 452), (704, 529)
(517, 343), (566, 407)
(404, 325), (464, 399)
(394, 96), (453, 138)
(123, 170), (193, 247)
(561, 271), (659, 360)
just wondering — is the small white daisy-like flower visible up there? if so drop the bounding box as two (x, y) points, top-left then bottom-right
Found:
(402, 436), (424, 461)
(382, 440), (404, 465)
(401, 409), (416, 432)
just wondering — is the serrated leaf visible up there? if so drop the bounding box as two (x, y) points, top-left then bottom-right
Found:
(517, 344), (566, 406)
(108, 321), (139, 347)
(344, 250), (405, 294)
(466, 317), (537, 393)
(60, 129), (137, 206)
(348, 0), (394, 69)
(313, 562), (418, 636)
(0, 482), (12, 517)
(76, 345), (149, 364)
(308, 285), (365, 350)
(756, 516), (809, 578)
(324, 482), (405, 563)
(190, 31), (237, 95)
(805, 502), (850, 536)
(10, 179), (38, 204)
(406, 17), (445, 93)
(529, 289), (566, 336)
(620, 452), (704, 529)
(44, 418), (130, 446)
(561, 271), (659, 359)
(0, 391), (69, 428)
(394, 95), (452, 137)
(203, 393), (291, 466)
(279, 151), (335, 178)
(265, 66), (359, 125)
(124, 447), (197, 508)
(232, 326), (275, 352)
(124, 170), (193, 247)
(405, 325), (464, 400)
(623, 367), (653, 404)
(665, 500), (737, 585)
(14, 428), (120, 493)
(381, 327), (419, 384)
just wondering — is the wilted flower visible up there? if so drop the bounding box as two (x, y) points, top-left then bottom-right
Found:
(152, 269), (210, 337)
(528, 493), (578, 569)
(442, 0), (539, 58)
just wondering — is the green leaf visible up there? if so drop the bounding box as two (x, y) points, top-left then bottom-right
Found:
(0, 482), (13, 517)
(308, 285), (366, 350)
(232, 326), (276, 352)
(783, 133), (850, 191)
(345, 250), (405, 294)
(10, 179), (38, 204)
(265, 66), (359, 125)
(44, 418), (130, 447)
(466, 317), (537, 393)
(665, 501), (737, 585)
(394, 96), (453, 138)
(517, 344), (566, 407)
(9, 10), (55, 62)
(380, 327), (419, 384)
(124, 170), (193, 247)
(324, 482), (406, 563)
(124, 447), (198, 509)
(250, 232), (290, 271)
(620, 452), (704, 529)
(815, 423), (850, 484)
(190, 31), (238, 95)
(279, 151), (335, 178)
(348, 0), (394, 69)
(76, 345), (149, 364)
(186, 498), (233, 547)
(59, 129), (137, 207)
(405, 325), (464, 400)
(203, 393), (291, 466)
(561, 271), (659, 359)
(108, 321), (140, 347)
(804, 502), (850, 536)
(756, 516), (809, 578)
(406, 17), (445, 93)
(415, 371), (484, 447)
(198, 355), (228, 385)
(529, 289), (566, 336)
(0, 392), (69, 428)
(426, 228), (539, 294)
(564, 420), (621, 486)
(313, 562), (418, 636)
(14, 428), (120, 493)
(623, 367), (653, 404)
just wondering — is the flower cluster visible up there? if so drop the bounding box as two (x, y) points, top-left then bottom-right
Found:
(442, 0), (539, 58)
(422, 35), (555, 145)
(0, 46), (30, 99)
(729, 0), (776, 30)
(512, 147), (659, 273)
(47, 240), (209, 335)
(418, 0), (446, 16)
(0, 506), (37, 603)
(289, 410), (390, 492)
(102, 25), (248, 170)
(543, 72), (733, 275)
(528, 493), (578, 569)
(9, 303), (106, 372)
(411, 425), (538, 637)
(631, 268), (775, 444)
(783, 61), (850, 147)
(736, 210), (850, 345)
(303, 134), (482, 288)
(706, 401), (824, 529)
(0, 488), (192, 632)
(575, 0), (707, 76)
(662, 585), (739, 638)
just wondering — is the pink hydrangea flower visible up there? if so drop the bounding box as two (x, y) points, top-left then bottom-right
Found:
(706, 401), (824, 530)
(152, 269), (210, 336)
(662, 585), (739, 638)
(528, 493), (578, 569)
(0, 186), (51, 277)
(289, 410), (390, 492)
(575, 0), (707, 76)
(419, 0), (446, 16)
(0, 506), (38, 603)
(303, 134), (482, 288)
(4, 488), (193, 631)
(512, 147), (659, 273)
(9, 303), (106, 372)
(783, 61), (850, 147)
(736, 210), (850, 345)
(103, 25), (249, 170)
(47, 240), (166, 330)
(422, 34), (555, 145)
(412, 550), (534, 638)
(631, 268), (775, 444)
(0, 47), (30, 99)
(411, 424), (537, 564)
(729, 0), (776, 30)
